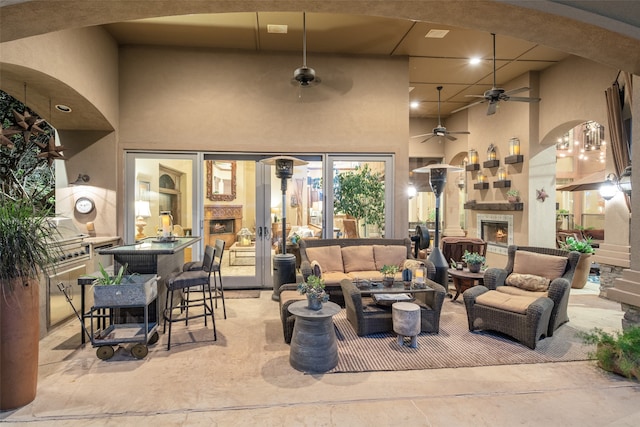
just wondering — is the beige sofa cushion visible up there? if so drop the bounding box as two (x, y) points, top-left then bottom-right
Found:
(373, 245), (407, 271)
(476, 290), (540, 314)
(342, 246), (376, 273)
(513, 251), (567, 281)
(306, 245), (344, 273)
(319, 271), (351, 285)
(506, 273), (551, 292)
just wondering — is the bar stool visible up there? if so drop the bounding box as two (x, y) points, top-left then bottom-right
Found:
(163, 245), (216, 350)
(211, 239), (227, 319)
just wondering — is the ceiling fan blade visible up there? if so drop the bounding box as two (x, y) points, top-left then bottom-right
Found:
(487, 102), (498, 115)
(451, 99), (487, 114)
(420, 135), (437, 143)
(445, 134), (457, 141)
(411, 133), (433, 138)
(447, 131), (471, 135)
(465, 94), (487, 99)
(504, 87), (530, 96)
(508, 96), (541, 103)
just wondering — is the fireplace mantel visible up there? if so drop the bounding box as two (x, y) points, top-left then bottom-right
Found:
(464, 201), (523, 211)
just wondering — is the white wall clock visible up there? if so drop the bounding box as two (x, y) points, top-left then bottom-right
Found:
(75, 197), (95, 214)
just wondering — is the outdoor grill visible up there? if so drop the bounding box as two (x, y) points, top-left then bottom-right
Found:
(45, 216), (91, 330)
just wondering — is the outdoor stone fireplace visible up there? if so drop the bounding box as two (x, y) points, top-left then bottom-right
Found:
(477, 214), (513, 254)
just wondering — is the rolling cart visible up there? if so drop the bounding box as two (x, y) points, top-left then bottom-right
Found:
(58, 274), (160, 360)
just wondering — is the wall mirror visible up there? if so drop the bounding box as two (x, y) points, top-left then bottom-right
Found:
(206, 160), (236, 201)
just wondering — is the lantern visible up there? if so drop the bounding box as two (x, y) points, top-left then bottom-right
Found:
(509, 137), (521, 156)
(497, 167), (507, 181)
(469, 149), (479, 165)
(160, 211), (173, 238)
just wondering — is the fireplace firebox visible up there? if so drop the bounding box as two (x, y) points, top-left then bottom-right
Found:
(477, 214), (513, 254)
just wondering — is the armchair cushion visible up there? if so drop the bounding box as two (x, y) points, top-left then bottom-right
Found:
(306, 245), (344, 273)
(373, 245), (407, 271)
(475, 291), (540, 315)
(342, 246), (376, 273)
(496, 285), (547, 298)
(505, 273), (550, 292)
(513, 251), (567, 280)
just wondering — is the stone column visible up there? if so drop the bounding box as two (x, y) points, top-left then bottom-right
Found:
(443, 175), (465, 237)
(607, 76), (640, 329)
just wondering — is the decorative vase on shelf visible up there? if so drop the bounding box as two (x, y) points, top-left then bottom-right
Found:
(307, 294), (324, 310)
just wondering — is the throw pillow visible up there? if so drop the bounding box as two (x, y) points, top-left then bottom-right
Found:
(505, 273), (551, 292)
(513, 251), (567, 281)
(341, 246), (376, 273)
(373, 245), (407, 271)
(305, 245), (344, 273)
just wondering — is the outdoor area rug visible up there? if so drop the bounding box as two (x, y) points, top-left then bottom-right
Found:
(330, 301), (592, 373)
(223, 290), (261, 299)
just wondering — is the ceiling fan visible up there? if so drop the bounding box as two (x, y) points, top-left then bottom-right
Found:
(291, 12), (320, 87)
(451, 33), (541, 116)
(412, 86), (470, 142)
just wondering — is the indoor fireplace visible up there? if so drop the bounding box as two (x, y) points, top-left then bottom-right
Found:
(477, 214), (513, 254)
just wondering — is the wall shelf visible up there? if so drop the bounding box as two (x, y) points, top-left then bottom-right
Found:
(466, 163), (480, 171)
(483, 159), (500, 168)
(493, 180), (511, 188)
(464, 201), (523, 211)
(473, 182), (489, 190)
(504, 155), (524, 164)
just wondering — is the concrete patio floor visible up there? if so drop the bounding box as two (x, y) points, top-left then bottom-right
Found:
(1, 281), (639, 426)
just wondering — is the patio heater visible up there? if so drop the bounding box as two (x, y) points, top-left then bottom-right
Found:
(261, 156), (308, 301)
(413, 163), (462, 290)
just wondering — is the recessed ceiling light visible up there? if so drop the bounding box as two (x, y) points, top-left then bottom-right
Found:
(267, 24), (288, 34)
(469, 57), (481, 65)
(55, 104), (72, 113)
(410, 101), (420, 109)
(425, 29), (449, 39)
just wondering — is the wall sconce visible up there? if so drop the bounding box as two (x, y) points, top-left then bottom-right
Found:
(487, 144), (497, 161)
(469, 149), (478, 165)
(70, 174), (90, 185)
(407, 184), (417, 198)
(600, 165), (632, 200)
(497, 167), (507, 181)
(457, 174), (465, 190)
(509, 137), (520, 156)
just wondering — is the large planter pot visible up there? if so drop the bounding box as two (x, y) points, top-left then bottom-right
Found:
(0, 278), (39, 410)
(93, 274), (158, 308)
(571, 253), (592, 289)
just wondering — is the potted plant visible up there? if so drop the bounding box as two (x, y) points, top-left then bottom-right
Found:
(560, 236), (594, 289)
(462, 250), (486, 273)
(579, 327), (640, 380)
(91, 263), (158, 308)
(0, 196), (59, 410)
(380, 264), (399, 287)
(297, 274), (329, 310)
(506, 189), (520, 203)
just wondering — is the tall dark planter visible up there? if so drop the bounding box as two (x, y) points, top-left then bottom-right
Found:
(0, 278), (40, 410)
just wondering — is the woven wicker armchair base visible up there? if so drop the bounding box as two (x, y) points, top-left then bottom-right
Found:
(463, 285), (554, 349)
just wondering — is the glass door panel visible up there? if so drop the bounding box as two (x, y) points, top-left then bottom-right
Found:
(125, 152), (200, 261)
(327, 155), (393, 239)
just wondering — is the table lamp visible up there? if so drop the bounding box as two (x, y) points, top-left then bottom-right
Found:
(134, 200), (151, 241)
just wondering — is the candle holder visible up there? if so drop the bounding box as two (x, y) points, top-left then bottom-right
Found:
(497, 167), (507, 181)
(155, 211), (176, 242)
(509, 137), (520, 156)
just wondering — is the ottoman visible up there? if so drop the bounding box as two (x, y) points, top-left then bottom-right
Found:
(392, 302), (421, 348)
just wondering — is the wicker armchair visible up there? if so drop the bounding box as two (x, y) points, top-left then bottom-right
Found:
(482, 245), (580, 336)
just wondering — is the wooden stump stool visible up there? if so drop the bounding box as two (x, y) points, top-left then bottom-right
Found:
(392, 302), (421, 348)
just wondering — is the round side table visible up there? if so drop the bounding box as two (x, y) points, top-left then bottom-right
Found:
(288, 300), (341, 373)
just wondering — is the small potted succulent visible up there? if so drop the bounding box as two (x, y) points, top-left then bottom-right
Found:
(462, 250), (486, 273)
(380, 264), (399, 287)
(297, 274), (329, 310)
(506, 189), (520, 203)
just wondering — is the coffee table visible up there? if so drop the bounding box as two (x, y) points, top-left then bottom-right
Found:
(447, 268), (484, 301)
(228, 242), (255, 266)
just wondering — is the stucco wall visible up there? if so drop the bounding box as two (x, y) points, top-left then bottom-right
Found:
(117, 46), (410, 237)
